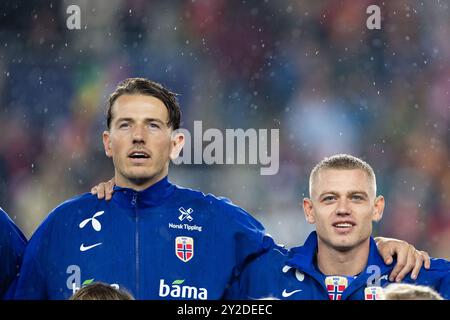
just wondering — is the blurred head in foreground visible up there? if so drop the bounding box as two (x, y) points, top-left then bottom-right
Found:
(383, 283), (444, 300)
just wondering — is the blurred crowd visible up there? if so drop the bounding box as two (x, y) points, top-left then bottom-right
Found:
(0, 0), (449, 259)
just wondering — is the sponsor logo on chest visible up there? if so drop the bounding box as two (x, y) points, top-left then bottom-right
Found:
(169, 207), (203, 232)
(159, 279), (207, 300)
(78, 210), (104, 252)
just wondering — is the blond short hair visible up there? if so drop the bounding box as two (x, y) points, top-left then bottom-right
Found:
(383, 283), (444, 300)
(309, 154), (377, 197)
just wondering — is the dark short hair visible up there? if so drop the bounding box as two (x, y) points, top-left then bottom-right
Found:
(69, 282), (134, 300)
(107, 77), (181, 130)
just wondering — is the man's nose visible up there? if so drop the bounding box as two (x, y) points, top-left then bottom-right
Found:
(132, 125), (146, 144)
(336, 199), (351, 216)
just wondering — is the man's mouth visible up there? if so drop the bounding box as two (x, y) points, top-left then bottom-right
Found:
(333, 223), (354, 228)
(128, 151), (150, 159)
(128, 151), (151, 164)
(332, 221), (356, 232)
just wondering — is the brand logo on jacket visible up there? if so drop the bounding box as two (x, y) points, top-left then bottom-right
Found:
(281, 289), (302, 298)
(379, 274), (388, 282)
(282, 265), (305, 282)
(175, 236), (194, 262)
(79, 242), (102, 252)
(78, 211), (104, 254)
(79, 211), (104, 231)
(178, 207), (194, 222)
(169, 223), (203, 232)
(159, 279), (207, 300)
(169, 207), (203, 232)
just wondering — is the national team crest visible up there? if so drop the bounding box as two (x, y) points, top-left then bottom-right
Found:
(364, 286), (384, 300)
(175, 236), (194, 262)
(325, 276), (348, 300)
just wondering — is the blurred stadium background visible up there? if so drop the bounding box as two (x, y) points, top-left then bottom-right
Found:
(0, 0), (449, 259)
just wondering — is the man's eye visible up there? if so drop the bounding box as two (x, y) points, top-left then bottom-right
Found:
(352, 195), (364, 201)
(323, 196), (335, 202)
(119, 123), (130, 128)
(149, 123), (160, 129)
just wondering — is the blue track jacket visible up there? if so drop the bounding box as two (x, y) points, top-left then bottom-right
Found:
(227, 231), (450, 300)
(0, 207), (27, 299)
(13, 177), (273, 300)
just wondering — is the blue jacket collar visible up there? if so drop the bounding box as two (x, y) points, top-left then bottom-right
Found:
(112, 176), (176, 208)
(287, 231), (393, 298)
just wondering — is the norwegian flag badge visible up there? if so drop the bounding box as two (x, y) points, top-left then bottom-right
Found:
(175, 236), (194, 262)
(364, 286), (384, 300)
(325, 276), (348, 300)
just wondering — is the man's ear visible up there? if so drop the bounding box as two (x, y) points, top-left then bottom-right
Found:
(103, 131), (112, 158)
(372, 195), (385, 222)
(303, 198), (316, 225)
(170, 131), (185, 160)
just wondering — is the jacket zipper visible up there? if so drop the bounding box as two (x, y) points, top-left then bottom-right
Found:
(132, 193), (139, 298)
